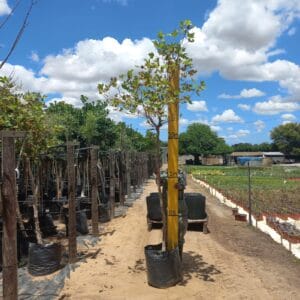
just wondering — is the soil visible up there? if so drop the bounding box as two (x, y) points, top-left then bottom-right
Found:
(58, 175), (300, 300)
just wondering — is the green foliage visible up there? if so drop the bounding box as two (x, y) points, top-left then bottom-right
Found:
(98, 20), (205, 133)
(179, 123), (231, 156)
(270, 122), (300, 155)
(0, 76), (51, 158)
(232, 142), (276, 152)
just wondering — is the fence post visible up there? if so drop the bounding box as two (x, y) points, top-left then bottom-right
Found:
(247, 162), (252, 226)
(67, 142), (77, 263)
(126, 152), (131, 199)
(90, 146), (99, 236)
(1, 131), (25, 300)
(109, 152), (116, 218)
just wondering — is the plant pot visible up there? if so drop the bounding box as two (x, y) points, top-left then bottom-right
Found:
(144, 243), (182, 288)
(146, 195), (163, 222)
(184, 193), (207, 220)
(28, 242), (62, 276)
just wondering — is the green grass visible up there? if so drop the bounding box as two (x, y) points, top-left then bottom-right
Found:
(185, 165), (300, 215)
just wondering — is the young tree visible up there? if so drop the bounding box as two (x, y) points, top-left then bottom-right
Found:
(0, 76), (50, 244)
(98, 20), (205, 243)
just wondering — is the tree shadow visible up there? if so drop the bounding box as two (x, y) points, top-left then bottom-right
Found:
(179, 251), (221, 285)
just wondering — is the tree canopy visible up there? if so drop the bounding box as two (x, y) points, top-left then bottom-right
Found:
(270, 122), (300, 155)
(179, 123), (231, 162)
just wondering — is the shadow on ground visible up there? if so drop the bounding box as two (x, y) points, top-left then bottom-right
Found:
(179, 251), (221, 285)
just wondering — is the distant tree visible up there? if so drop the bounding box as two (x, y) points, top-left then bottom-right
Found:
(270, 122), (300, 155)
(46, 101), (81, 143)
(232, 143), (255, 152)
(179, 123), (230, 163)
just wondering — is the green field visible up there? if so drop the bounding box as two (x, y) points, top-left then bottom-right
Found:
(185, 165), (300, 216)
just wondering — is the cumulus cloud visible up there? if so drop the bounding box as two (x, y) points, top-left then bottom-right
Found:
(184, 0), (300, 104)
(254, 120), (265, 132)
(186, 100), (208, 111)
(219, 88), (265, 99)
(238, 104), (251, 111)
(253, 97), (300, 115)
(227, 129), (250, 139)
(0, 36), (155, 123)
(212, 109), (243, 123)
(0, 0), (11, 16)
(281, 113), (296, 121)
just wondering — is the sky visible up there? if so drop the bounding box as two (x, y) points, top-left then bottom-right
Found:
(0, 0), (300, 144)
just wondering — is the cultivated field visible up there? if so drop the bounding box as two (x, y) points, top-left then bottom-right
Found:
(185, 165), (300, 217)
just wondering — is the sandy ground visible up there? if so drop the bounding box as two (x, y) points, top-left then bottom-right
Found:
(58, 176), (300, 300)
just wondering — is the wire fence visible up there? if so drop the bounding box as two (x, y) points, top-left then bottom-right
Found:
(185, 164), (300, 218)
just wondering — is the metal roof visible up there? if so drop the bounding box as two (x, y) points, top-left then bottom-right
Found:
(231, 152), (262, 157)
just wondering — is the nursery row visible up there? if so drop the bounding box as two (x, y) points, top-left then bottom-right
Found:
(186, 165), (300, 216)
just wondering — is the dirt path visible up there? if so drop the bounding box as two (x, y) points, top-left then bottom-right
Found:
(59, 176), (300, 300)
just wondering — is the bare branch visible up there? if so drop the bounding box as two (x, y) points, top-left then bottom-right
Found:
(0, 0), (37, 70)
(0, 0), (22, 31)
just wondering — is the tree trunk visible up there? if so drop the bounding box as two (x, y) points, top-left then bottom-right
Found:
(155, 127), (167, 247)
(194, 154), (200, 165)
(27, 158), (43, 244)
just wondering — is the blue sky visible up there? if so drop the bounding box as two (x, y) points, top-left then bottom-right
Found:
(1, 0), (300, 144)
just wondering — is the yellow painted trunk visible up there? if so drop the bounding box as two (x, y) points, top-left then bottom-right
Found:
(167, 65), (179, 251)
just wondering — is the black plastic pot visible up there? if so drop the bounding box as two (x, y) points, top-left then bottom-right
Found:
(144, 243), (182, 288)
(28, 242), (62, 276)
(184, 193), (207, 220)
(146, 195), (162, 221)
(76, 210), (89, 235)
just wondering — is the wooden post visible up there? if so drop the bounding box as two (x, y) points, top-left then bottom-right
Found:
(247, 162), (252, 226)
(90, 146), (99, 236)
(109, 152), (116, 218)
(67, 142), (77, 263)
(167, 65), (179, 251)
(1, 131), (25, 300)
(126, 152), (131, 199)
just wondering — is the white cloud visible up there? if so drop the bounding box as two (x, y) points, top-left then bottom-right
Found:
(30, 51), (40, 62)
(0, 36), (155, 111)
(238, 104), (251, 111)
(228, 129), (250, 139)
(186, 100), (208, 111)
(212, 109), (243, 123)
(253, 97), (300, 115)
(254, 120), (265, 132)
(281, 113), (296, 121)
(184, 0), (300, 107)
(288, 27), (296, 36)
(0, 0), (11, 16)
(219, 88), (265, 99)
(179, 118), (190, 126)
(210, 125), (222, 132)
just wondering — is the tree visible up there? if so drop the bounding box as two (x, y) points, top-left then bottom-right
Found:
(179, 123), (231, 163)
(98, 20), (205, 245)
(270, 122), (300, 155)
(98, 20), (204, 176)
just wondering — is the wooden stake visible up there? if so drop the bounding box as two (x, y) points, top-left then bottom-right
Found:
(90, 146), (99, 236)
(126, 152), (131, 199)
(109, 152), (116, 218)
(67, 142), (77, 263)
(1, 131), (25, 300)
